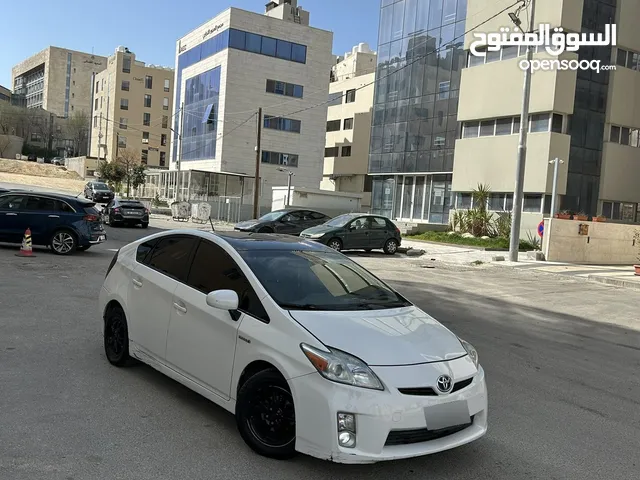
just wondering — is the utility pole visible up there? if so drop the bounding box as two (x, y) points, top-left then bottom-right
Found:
(508, 0), (536, 262)
(278, 167), (294, 206)
(253, 107), (262, 219)
(549, 157), (564, 217)
(47, 112), (54, 157)
(175, 102), (184, 202)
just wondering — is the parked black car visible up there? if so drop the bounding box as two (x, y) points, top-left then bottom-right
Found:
(0, 191), (106, 254)
(300, 213), (402, 254)
(84, 181), (115, 204)
(102, 198), (149, 228)
(234, 208), (331, 235)
(27, 154), (37, 162)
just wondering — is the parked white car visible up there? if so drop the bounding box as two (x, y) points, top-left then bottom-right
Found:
(98, 229), (488, 464)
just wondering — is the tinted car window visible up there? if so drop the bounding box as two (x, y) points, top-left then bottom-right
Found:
(282, 211), (304, 222)
(0, 195), (24, 210)
(23, 196), (59, 211)
(136, 239), (158, 264)
(309, 211), (327, 220)
(146, 236), (197, 281)
(370, 217), (387, 229)
(187, 240), (269, 322)
(349, 217), (369, 230)
(93, 183), (110, 191)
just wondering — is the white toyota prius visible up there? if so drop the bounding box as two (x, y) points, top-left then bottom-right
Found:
(99, 229), (488, 464)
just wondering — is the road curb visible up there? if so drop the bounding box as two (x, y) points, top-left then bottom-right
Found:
(586, 275), (640, 291)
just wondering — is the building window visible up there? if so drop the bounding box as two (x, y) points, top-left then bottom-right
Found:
(30, 133), (42, 142)
(616, 48), (628, 67)
(551, 113), (563, 133)
(119, 117), (128, 129)
(462, 121), (479, 138)
(530, 113), (550, 133)
(324, 147), (339, 157)
(456, 193), (472, 209)
(343, 118), (353, 130)
(523, 194), (542, 212)
(620, 127), (630, 145)
(143, 113), (151, 126)
(93, 116), (98, 127)
(72, 93), (75, 98)
(226, 29), (307, 63)
(160, 151), (166, 166)
(144, 94), (152, 108)
(328, 92), (343, 106)
(118, 136), (126, 147)
(161, 134), (167, 146)
(261, 150), (298, 167)
(341, 146), (352, 157)
(122, 56), (131, 73)
(94, 98), (98, 110)
(142, 132), (149, 144)
(163, 97), (169, 110)
(162, 115), (168, 129)
(610, 125), (621, 142)
(121, 80), (130, 91)
(96, 81), (99, 91)
(145, 75), (153, 89)
(326, 120), (341, 132)
(141, 149), (148, 164)
(263, 115), (301, 133)
(164, 79), (170, 92)
(495, 118), (513, 136)
(266, 79), (303, 98)
(479, 120), (495, 136)
(345, 89), (356, 103)
(120, 98), (128, 110)
(438, 81), (450, 100)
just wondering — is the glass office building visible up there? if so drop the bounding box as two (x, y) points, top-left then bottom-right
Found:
(369, 0), (466, 223)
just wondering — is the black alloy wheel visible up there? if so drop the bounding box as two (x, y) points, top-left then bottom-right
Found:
(236, 369), (297, 459)
(104, 306), (133, 367)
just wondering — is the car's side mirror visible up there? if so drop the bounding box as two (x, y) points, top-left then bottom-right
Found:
(206, 290), (240, 319)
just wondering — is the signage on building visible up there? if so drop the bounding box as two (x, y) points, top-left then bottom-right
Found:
(178, 41), (187, 53)
(133, 77), (144, 82)
(203, 23), (224, 39)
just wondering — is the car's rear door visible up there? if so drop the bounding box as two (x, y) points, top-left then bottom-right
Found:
(128, 234), (198, 361)
(17, 195), (62, 245)
(0, 194), (26, 243)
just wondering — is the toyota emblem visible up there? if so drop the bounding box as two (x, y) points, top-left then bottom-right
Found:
(436, 375), (453, 393)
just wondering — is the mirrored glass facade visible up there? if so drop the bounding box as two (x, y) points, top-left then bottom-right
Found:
(369, 0), (466, 222)
(182, 67), (221, 161)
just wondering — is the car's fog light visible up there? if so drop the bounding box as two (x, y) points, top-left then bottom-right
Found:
(337, 412), (356, 448)
(338, 431), (356, 448)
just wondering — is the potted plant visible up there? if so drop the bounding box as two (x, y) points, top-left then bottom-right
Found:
(592, 215), (606, 222)
(555, 210), (572, 220)
(573, 211), (588, 221)
(634, 230), (640, 276)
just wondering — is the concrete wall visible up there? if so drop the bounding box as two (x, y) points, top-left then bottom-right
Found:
(272, 186), (361, 217)
(542, 217), (640, 265)
(0, 135), (24, 159)
(65, 156), (99, 179)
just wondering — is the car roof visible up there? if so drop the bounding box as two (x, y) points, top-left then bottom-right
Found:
(0, 190), (94, 204)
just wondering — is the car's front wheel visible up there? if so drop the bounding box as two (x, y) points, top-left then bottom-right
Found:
(141, 222), (149, 229)
(327, 237), (342, 251)
(104, 305), (133, 367)
(236, 369), (297, 460)
(50, 230), (77, 255)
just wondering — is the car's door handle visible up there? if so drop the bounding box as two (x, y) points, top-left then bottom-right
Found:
(5, 213), (17, 216)
(48, 215), (60, 218)
(173, 301), (187, 314)
(132, 278), (143, 288)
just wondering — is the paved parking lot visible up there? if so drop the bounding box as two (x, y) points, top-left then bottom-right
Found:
(1, 222), (639, 480)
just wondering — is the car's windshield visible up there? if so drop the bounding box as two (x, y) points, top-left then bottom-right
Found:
(239, 249), (412, 311)
(257, 211), (285, 222)
(325, 214), (356, 227)
(93, 183), (110, 191)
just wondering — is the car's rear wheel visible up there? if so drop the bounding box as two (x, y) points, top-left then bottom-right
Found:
(50, 230), (77, 255)
(104, 305), (133, 367)
(327, 238), (342, 251)
(384, 238), (399, 255)
(236, 369), (296, 459)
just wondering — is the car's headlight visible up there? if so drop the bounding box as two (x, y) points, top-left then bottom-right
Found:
(459, 338), (479, 368)
(300, 343), (384, 390)
(306, 233), (325, 239)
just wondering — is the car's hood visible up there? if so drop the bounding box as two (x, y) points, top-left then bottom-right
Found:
(235, 219), (260, 229)
(289, 306), (467, 366)
(301, 224), (336, 235)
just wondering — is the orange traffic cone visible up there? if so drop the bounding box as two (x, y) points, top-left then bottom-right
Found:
(16, 227), (35, 257)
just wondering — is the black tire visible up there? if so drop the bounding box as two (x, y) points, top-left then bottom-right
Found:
(77, 245), (91, 251)
(327, 237), (342, 251)
(50, 230), (77, 255)
(364, 248), (372, 252)
(104, 305), (133, 367)
(257, 227), (273, 233)
(384, 238), (399, 255)
(141, 222), (149, 229)
(236, 369), (296, 460)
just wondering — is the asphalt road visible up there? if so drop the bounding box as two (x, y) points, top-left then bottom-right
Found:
(0, 223), (639, 480)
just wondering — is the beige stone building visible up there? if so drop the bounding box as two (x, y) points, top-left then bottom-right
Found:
(322, 43), (376, 209)
(11, 46), (106, 117)
(89, 47), (174, 169)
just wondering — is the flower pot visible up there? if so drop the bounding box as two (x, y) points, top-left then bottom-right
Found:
(592, 217), (606, 222)
(573, 215), (588, 221)
(555, 214), (571, 220)
(635, 265), (640, 276)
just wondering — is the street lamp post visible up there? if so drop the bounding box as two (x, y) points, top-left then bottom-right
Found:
(278, 167), (294, 207)
(549, 158), (564, 218)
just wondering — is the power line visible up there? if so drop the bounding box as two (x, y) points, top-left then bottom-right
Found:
(177, 112), (256, 159)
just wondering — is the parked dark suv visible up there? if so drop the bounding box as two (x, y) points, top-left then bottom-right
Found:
(300, 213), (402, 254)
(102, 198), (149, 228)
(0, 191), (106, 254)
(234, 208), (330, 235)
(84, 181), (114, 204)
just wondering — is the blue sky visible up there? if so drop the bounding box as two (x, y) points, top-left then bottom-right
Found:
(0, 0), (380, 88)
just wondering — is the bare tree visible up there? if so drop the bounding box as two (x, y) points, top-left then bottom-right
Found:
(0, 135), (12, 157)
(117, 148), (142, 197)
(0, 103), (21, 136)
(65, 110), (90, 156)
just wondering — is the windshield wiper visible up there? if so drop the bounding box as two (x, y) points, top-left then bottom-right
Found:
(279, 303), (323, 311)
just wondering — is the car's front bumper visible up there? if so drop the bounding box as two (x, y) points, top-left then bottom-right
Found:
(289, 355), (487, 464)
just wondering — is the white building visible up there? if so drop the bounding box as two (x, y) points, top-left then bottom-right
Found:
(170, 0), (333, 208)
(321, 43), (376, 210)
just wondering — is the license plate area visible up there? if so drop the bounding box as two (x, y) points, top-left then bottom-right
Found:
(423, 400), (470, 431)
